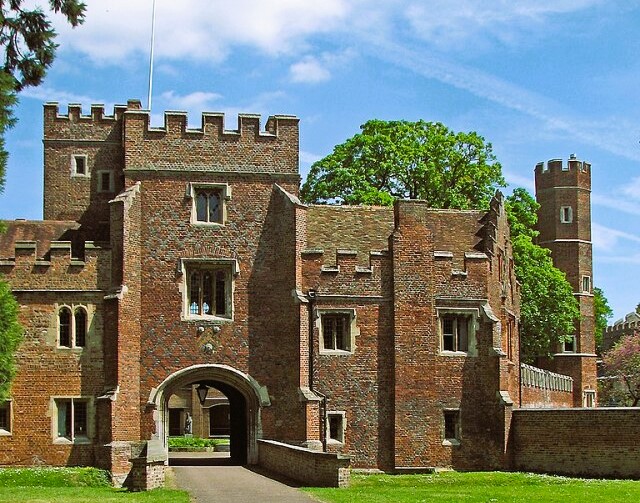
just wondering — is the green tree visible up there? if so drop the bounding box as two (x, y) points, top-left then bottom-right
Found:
(0, 1), (85, 399)
(0, 280), (22, 400)
(593, 287), (613, 353)
(300, 119), (505, 208)
(505, 188), (579, 362)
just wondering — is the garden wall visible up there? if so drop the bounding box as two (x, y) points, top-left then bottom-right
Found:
(512, 408), (640, 478)
(258, 439), (350, 487)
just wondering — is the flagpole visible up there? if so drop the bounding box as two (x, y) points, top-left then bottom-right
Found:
(147, 0), (157, 111)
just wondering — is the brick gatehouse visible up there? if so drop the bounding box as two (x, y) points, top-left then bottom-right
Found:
(2, 100), (625, 489)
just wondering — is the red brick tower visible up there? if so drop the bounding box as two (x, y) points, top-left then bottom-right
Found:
(534, 155), (597, 407)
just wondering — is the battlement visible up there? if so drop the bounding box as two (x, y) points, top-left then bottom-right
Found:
(534, 155), (591, 176)
(44, 101), (130, 123)
(0, 239), (108, 266)
(302, 248), (387, 275)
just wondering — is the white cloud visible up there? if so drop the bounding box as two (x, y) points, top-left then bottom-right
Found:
(620, 176), (640, 202)
(53, 0), (350, 64)
(290, 57), (331, 84)
(289, 50), (355, 84)
(21, 86), (107, 110)
(592, 193), (640, 216)
(592, 222), (640, 252)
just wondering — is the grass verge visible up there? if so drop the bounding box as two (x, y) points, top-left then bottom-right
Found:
(303, 471), (640, 503)
(0, 467), (190, 503)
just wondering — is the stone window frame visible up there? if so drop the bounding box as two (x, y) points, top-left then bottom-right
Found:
(0, 400), (12, 436)
(442, 408), (461, 446)
(71, 154), (89, 177)
(316, 308), (358, 355)
(437, 308), (479, 357)
(326, 410), (346, 445)
(57, 304), (89, 349)
(179, 258), (239, 322)
(563, 335), (577, 353)
(186, 182), (231, 226)
(96, 170), (114, 193)
(581, 275), (591, 294)
(583, 389), (596, 408)
(51, 396), (93, 445)
(560, 205), (573, 224)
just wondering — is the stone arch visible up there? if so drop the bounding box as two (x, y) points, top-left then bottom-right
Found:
(149, 364), (270, 464)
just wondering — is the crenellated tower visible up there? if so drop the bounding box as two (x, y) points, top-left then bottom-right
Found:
(534, 155), (597, 407)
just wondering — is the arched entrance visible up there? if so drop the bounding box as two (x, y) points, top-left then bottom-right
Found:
(149, 364), (270, 464)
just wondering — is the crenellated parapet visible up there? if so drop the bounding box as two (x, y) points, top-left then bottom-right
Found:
(43, 101), (129, 141)
(534, 155), (591, 192)
(301, 248), (389, 297)
(433, 250), (489, 298)
(122, 106), (300, 175)
(0, 239), (111, 291)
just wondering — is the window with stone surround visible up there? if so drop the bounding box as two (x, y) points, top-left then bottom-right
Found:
(560, 206), (573, 224)
(443, 409), (460, 445)
(563, 335), (576, 353)
(58, 306), (88, 348)
(71, 154), (88, 176)
(583, 389), (596, 408)
(0, 401), (11, 435)
(317, 309), (358, 354)
(582, 275), (591, 293)
(327, 411), (346, 444)
(97, 170), (114, 193)
(187, 183), (231, 225)
(183, 262), (235, 320)
(53, 398), (91, 443)
(438, 309), (478, 356)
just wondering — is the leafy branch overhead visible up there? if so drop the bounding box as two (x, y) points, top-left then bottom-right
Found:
(301, 119), (505, 208)
(0, 0), (85, 90)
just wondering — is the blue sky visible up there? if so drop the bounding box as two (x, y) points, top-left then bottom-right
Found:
(1, 0), (639, 321)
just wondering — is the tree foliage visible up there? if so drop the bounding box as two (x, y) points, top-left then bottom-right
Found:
(505, 188), (579, 362)
(0, 280), (22, 400)
(300, 119), (505, 208)
(601, 332), (640, 407)
(593, 287), (613, 353)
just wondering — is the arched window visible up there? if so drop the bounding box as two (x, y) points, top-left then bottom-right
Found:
(74, 308), (87, 347)
(59, 307), (72, 347)
(58, 305), (88, 348)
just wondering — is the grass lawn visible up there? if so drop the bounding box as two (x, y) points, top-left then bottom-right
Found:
(0, 467), (190, 503)
(303, 471), (640, 503)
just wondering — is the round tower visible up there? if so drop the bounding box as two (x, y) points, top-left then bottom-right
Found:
(534, 155), (597, 407)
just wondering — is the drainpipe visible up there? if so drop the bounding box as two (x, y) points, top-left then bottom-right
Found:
(307, 289), (327, 451)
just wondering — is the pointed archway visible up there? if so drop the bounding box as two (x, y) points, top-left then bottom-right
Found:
(148, 364), (270, 464)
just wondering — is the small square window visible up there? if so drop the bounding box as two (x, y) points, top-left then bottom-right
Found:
(439, 310), (477, 355)
(72, 155), (88, 176)
(443, 410), (460, 443)
(563, 335), (576, 353)
(560, 206), (573, 224)
(188, 183), (230, 225)
(582, 276), (591, 293)
(327, 411), (346, 444)
(97, 171), (114, 193)
(317, 310), (358, 354)
(0, 401), (11, 435)
(54, 398), (90, 443)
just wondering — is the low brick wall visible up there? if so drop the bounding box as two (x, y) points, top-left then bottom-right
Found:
(258, 439), (350, 487)
(512, 408), (640, 478)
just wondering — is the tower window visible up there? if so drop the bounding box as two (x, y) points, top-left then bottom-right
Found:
(443, 409), (460, 444)
(188, 183), (231, 226)
(97, 170), (114, 192)
(582, 276), (591, 293)
(185, 264), (233, 319)
(58, 306), (88, 348)
(560, 206), (573, 224)
(327, 411), (346, 444)
(71, 155), (88, 176)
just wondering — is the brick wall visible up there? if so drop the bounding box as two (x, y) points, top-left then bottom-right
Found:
(512, 408), (640, 478)
(258, 439), (350, 487)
